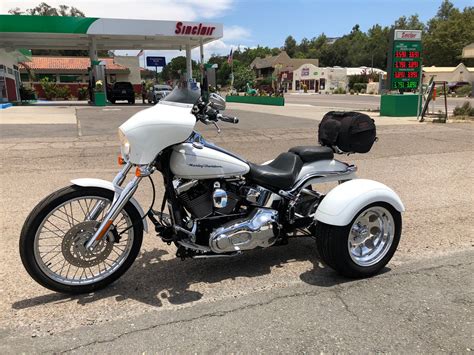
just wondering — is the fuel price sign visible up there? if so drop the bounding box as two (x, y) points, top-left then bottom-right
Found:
(388, 30), (422, 91)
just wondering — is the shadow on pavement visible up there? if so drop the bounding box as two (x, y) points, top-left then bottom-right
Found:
(12, 237), (362, 310)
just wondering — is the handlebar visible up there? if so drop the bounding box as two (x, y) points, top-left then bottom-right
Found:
(217, 113), (239, 124)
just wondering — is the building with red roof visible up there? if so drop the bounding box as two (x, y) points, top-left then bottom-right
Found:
(19, 56), (142, 99)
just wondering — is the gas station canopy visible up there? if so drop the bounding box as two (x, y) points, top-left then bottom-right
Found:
(0, 15), (223, 50)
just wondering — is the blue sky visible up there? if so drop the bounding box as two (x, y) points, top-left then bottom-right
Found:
(219, 0), (473, 49)
(1, 0), (472, 65)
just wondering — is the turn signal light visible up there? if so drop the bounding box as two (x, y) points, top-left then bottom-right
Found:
(118, 156), (125, 165)
(135, 167), (141, 177)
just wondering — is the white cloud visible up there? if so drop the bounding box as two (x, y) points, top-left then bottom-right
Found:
(224, 25), (251, 42)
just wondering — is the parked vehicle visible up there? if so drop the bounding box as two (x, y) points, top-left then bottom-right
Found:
(147, 84), (172, 104)
(448, 81), (470, 93)
(107, 82), (135, 104)
(20, 86), (404, 294)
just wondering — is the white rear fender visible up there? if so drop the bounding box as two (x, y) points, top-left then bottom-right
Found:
(71, 178), (148, 232)
(315, 179), (405, 227)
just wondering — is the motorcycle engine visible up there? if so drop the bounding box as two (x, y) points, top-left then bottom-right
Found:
(175, 180), (280, 252)
(176, 180), (240, 219)
(209, 208), (279, 253)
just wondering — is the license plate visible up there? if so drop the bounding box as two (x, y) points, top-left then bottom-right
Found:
(122, 90), (126, 94)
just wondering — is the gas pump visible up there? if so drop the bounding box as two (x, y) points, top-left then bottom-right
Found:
(88, 61), (107, 106)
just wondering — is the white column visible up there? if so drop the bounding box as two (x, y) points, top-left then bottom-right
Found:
(89, 36), (98, 63)
(199, 39), (204, 83)
(185, 44), (192, 87)
(199, 39), (204, 64)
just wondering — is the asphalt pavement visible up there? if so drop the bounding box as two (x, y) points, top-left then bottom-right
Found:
(2, 251), (472, 353)
(0, 95), (473, 353)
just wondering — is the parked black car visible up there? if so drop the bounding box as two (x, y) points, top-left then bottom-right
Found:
(107, 82), (135, 104)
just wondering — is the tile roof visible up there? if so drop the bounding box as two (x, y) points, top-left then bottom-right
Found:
(18, 56), (129, 71)
(423, 63), (474, 73)
(250, 51), (319, 70)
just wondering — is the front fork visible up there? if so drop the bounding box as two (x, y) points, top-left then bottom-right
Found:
(85, 161), (152, 250)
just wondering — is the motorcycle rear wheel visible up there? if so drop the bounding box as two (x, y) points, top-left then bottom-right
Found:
(315, 202), (401, 278)
(20, 185), (143, 294)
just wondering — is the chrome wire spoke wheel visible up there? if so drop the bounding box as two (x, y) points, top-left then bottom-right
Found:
(33, 196), (135, 286)
(348, 206), (395, 267)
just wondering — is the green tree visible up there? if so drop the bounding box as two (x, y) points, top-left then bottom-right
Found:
(9, 2), (85, 17)
(233, 64), (256, 91)
(437, 0), (455, 20)
(393, 14), (425, 30)
(424, 4), (474, 66)
(161, 56), (198, 81)
(284, 36), (297, 57)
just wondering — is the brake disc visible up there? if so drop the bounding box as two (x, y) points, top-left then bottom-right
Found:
(62, 221), (114, 268)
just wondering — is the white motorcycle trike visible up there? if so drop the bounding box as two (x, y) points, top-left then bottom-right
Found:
(20, 87), (404, 294)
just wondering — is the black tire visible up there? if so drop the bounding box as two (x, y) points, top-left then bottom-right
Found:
(129, 98), (135, 104)
(19, 186), (143, 294)
(315, 202), (401, 278)
(110, 99), (115, 104)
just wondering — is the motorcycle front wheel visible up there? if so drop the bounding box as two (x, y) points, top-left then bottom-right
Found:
(20, 186), (143, 294)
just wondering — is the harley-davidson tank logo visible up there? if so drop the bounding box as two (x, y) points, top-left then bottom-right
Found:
(188, 163), (222, 168)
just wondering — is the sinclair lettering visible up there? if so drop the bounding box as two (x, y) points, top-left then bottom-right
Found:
(175, 22), (216, 36)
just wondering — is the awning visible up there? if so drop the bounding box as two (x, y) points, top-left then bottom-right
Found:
(0, 15), (223, 51)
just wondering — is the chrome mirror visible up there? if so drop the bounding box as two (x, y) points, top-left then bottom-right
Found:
(209, 93), (226, 110)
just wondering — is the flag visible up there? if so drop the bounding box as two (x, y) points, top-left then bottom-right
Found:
(227, 48), (233, 65)
(137, 49), (144, 57)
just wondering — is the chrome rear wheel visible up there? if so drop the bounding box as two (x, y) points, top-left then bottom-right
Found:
(348, 206), (395, 267)
(316, 202), (401, 278)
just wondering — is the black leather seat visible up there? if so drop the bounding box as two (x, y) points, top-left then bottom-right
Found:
(247, 152), (303, 190)
(289, 146), (334, 163)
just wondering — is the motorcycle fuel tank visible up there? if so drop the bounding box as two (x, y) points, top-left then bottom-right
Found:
(170, 143), (250, 179)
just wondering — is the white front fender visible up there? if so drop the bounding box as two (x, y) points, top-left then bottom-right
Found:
(315, 179), (405, 227)
(71, 178), (148, 232)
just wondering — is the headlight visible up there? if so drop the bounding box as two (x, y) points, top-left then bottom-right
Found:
(118, 128), (131, 158)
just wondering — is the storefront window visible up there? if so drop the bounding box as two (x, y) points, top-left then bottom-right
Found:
(59, 75), (83, 83)
(20, 73), (30, 82)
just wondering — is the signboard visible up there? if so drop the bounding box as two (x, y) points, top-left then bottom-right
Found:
(301, 67), (310, 76)
(146, 56), (166, 67)
(387, 30), (422, 91)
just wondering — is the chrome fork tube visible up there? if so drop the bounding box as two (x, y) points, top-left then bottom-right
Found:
(113, 161), (132, 188)
(85, 162), (132, 222)
(86, 175), (142, 250)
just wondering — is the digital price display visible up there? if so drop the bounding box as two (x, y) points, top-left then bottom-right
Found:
(388, 30), (422, 91)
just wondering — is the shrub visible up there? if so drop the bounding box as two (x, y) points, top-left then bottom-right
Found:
(19, 85), (36, 100)
(360, 88), (366, 94)
(55, 85), (71, 100)
(39, 78), (70, 100)
(332, 87), (346, 94)
(259, 77), (272, 86)
(39, 77), (57, 100)
(77, 87), (89, 100)
(453, 101), (474, 117)
(350, 89), (355, 95)
(455, 84), (472, 97)
(353, 83), (367, 92)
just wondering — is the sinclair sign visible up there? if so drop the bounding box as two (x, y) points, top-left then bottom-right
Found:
(387, 29), (422, 91)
